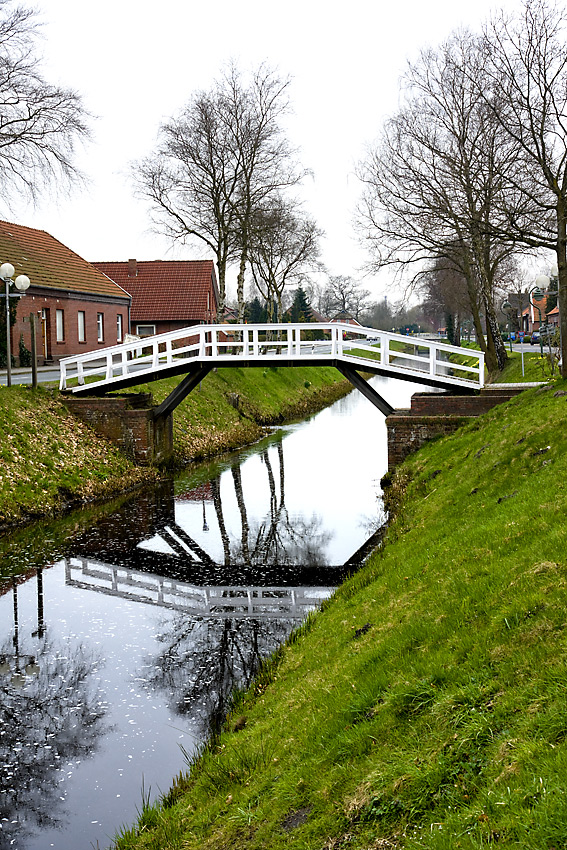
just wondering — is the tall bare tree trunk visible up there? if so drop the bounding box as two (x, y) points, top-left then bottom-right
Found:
(557, 207), (567, 379)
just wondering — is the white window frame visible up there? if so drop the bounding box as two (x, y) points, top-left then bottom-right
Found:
(97, 312), (104, 343)
(77, 311), (86, 343)
(136, 324), (156, 337)
(56, 309), (65, 342)
(117, 314), (123, 343)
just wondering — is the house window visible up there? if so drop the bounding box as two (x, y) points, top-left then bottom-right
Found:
(97, 312), (104, 342)
(136, 324), (156, 337)
(117, 314), (123, 343)
(78, 311), (86, 343)
(56, 309), (65, 342)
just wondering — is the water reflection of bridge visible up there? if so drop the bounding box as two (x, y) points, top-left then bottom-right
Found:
(65, 558), (334, 619)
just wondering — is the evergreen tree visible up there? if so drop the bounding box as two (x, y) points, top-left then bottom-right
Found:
(246, 296), (267, 323)
(290, 287), (311, 323)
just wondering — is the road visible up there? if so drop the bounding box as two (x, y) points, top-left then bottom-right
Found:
(0, 367), (60, 386)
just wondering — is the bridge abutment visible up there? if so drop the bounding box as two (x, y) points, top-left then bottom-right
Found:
(386, 385), (532, 469)
(63, 393), (173, 466)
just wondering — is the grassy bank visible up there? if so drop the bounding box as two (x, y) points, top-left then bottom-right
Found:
(0, 365), (350, 530)
(114, 374), (567, 850)
(494, 348), (557, 384)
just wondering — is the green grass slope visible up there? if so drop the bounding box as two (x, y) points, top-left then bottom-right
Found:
(114, 377), (567, 850)
(0, 386), (155, 529)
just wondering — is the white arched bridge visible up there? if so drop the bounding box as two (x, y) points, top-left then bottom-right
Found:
(59, 322), (484, 417)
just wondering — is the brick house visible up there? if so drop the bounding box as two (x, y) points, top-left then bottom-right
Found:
(92, 259), (219, 337)
(0, 220), (131, 365)
(521, 294), (559, 334)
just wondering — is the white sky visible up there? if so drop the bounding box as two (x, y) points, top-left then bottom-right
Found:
(5, 0), (517, 302)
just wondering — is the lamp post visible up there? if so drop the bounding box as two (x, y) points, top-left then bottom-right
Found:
(1, 262), (31, 386)
(529, 284), (545, 357)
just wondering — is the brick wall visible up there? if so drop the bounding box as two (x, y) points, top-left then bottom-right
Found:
(386, 387), (527, 469)
(410, 387), (523, 416)
(63, 394), (173, 466)
(13, 288), (130, 365)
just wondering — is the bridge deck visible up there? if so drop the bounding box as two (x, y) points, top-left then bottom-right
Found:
(59, 322), (484, 396)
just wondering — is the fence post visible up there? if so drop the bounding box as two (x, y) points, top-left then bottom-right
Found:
(429, 343), (437, 376)
(380, 335), (389, 367)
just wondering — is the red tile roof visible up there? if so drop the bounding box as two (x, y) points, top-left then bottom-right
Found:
(0, 220), (129, 300)
(93, 259), (218, 322)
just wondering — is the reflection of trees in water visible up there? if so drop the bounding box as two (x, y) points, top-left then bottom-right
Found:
(0, 636), (107, 849)
(141, 437), (334, 738)
(230, 512), (332, 567)
(146, 616), (294, 736)
(212, 437), (333, 567)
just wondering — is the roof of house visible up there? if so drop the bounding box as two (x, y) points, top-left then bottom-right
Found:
(329, 309), (362, 326)
(93, 259), (218, 322)
(0, 220), (130, 300)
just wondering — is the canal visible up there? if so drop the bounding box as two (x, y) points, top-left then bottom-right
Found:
(0, 376), (419, 850)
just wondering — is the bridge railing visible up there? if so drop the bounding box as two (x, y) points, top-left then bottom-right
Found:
(59, 322), (485, 391)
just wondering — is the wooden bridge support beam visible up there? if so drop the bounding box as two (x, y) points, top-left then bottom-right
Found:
(152, 364), (213, 418)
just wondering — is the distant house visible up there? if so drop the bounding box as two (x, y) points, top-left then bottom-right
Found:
(521, 293), (555, 334)
(329, 309), (362, 327)
(93, 259), (219, 337)
(547, 305), (559, 327)
(0, 220), (131, 365)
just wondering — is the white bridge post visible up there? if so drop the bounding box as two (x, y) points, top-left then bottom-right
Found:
(380, 335), (390, 367)
(429, 343), (437, 376)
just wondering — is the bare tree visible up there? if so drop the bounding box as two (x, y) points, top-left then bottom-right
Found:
(356, 31), (538, 371)
(422, 258), (473, 344)
(248, 194), (323, 322)
(0, 1), (90, 203)
(219, 63), (307, 321)
(322, 274), (372, 321)
(479, 0), (567, 375)
(133, 90), (239, 317)
(134, 62), (305, 321)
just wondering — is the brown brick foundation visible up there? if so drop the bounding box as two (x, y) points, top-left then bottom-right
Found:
(386, 385), (534, 469)
(63, 393), (173, 466)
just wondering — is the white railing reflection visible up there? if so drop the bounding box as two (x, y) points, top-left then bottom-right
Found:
(64, 558), (333, 620)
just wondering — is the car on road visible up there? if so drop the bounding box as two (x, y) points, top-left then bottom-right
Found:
(530, 331), (541, 345)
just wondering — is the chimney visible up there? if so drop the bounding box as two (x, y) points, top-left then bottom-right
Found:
(128, 258), (137, 277)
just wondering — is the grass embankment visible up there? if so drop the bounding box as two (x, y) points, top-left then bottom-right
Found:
(495, 349), (557, 384)
(115, 375), (567, 850)
(0, 366), (350, 530)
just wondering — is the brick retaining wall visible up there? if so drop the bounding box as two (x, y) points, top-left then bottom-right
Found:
(63, 393), (173, 466)
(386, 385), (532, 469)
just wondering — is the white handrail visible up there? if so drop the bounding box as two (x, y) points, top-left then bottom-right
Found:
(59, 323), (485, 393)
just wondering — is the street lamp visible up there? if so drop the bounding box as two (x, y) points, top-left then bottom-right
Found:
(501, 299), (515, 352)
(0, 261), (31, 387)
(529, 285), (545, 356)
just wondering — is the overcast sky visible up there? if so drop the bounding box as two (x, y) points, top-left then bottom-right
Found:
(5, 0), (517, 302)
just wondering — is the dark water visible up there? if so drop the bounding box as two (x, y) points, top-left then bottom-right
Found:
(0, 376), (419, 850)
